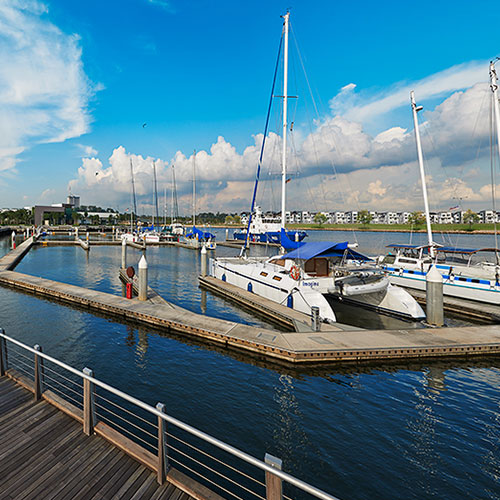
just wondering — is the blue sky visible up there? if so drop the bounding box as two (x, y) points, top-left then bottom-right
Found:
(1, 0), (499, 215)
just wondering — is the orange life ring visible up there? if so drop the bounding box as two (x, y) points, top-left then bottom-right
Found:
(290, 265), (300, 281)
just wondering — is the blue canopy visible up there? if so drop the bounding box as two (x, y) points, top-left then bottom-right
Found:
(186, 225), (215, 240)
(282, 241), (372, 261)
(280, 228), (305, 250)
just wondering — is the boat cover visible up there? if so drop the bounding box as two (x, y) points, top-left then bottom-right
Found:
(282, 241), (372, 261)
(186, 225), (215, 240)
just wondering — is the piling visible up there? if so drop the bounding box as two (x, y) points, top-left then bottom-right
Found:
(311, 306), (320, 332)
(295, 231), (299, 243)
(200, 244), (207, 277)
(11, 231), (15, 250)
(75, 227), (79, 241)
(138, 255), (148, 301)
(225, 228), (229, 241)
(426, 265), (444, 326)
(121, 239), (127, 269)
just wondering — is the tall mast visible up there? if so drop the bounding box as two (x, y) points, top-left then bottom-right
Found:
(130, 159), (137, 230)
(280, 12), (289, 230)
(192, 150), (196, 227)
(171, 165), (175, 224)
(153, 160), (159, 229)
(489, 60), (500, 260)
(410, 90), (435, 257)
(164, 187), (167, 226)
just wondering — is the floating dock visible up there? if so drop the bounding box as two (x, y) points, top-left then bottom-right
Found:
(1, 236), (500, 366)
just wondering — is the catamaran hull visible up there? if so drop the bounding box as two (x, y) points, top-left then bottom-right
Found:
(385, 269), (500, 305)
(327, 284), (426, 320)
(210, 258), (337, 322)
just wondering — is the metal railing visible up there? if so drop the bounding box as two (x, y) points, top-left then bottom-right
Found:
(0, 329), (341, 500)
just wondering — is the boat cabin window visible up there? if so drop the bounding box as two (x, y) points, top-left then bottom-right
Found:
(272, 259), (285, 267)
(382, 255), (396, 265)
(304, 258), (329, 277)
(398, 258), (418, 264)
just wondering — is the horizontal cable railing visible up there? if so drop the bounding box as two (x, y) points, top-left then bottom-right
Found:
(0, 329), (341, 500)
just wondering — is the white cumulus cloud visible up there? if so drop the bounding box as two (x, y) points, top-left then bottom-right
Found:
(0, 0), (95, 172)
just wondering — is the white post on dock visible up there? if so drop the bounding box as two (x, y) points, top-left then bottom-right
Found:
(200, 244), (207, 277)
(86, 232), (89, 243)
(75, 226), (79, 241)
(138, 255), (148, 301)
(11, 231), (15, 249)
(426, 265), (444, 326)
(121, 239), (127, 269)
(311, 306), (320, 332)
(265, 453), (283, 500)
(295, 231), (299, 243)
(225, 228), (229, 241)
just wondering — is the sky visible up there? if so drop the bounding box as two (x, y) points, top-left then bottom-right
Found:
(0, 0), (500, 216)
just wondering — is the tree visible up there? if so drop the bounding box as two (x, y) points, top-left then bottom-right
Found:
(408, 211), (425, 228)
(225, 215), (234, 225)
(358, 210), (372, 225)
(313, 213), (327, 226)
(233, 215), (241, 225)
(463, 209), (479, 230)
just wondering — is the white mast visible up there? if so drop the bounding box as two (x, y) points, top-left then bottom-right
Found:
(171, 165), (175, 224)
(410, 90), (435, 257)
(192, 150), (196, 227)
(280, 12), (289, 230)
(490, 61), (500, 171)
(489, 60), (500, 259)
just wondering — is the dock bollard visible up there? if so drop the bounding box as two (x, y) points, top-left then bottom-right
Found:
(311, 306), (320, 332)
(225, 228), (228, 241)
(11, 231), (15, 249)
(121, 239), (127, 269)
(200, 244), (207, 277)
(295, 231), (299, 242)
(138, 255), (148, 301)
(426, 265), (444, 327)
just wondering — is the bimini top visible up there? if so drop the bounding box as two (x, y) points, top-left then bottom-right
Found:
(437, 246), (500, 254)
(186, 226), (215, 240)
(282, 241), (372, 261)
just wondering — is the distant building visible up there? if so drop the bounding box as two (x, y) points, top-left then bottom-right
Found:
(67, 195), (80, 208)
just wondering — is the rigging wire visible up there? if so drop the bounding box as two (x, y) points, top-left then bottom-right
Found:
(290, 23), (360, 245)
(241, 34), (283, 256)
(490, 89), (499, 260)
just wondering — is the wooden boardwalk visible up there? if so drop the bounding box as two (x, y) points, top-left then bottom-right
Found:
(0, 377), (195, 500)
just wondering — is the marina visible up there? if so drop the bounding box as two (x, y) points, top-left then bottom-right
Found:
(1, 3), (500, 499)
(0, 229), (497, 498)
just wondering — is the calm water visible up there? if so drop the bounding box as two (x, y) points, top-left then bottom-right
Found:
(1, 231), (500, 500)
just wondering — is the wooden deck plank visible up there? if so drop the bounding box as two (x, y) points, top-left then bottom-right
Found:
(0, 376), (218, 500)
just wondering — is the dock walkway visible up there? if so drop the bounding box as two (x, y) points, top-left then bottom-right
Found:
(0, 376), (193, 500)
(1, 236), (500, 366)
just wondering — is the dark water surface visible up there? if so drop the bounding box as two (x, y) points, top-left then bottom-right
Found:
(1, 232), (500, 500)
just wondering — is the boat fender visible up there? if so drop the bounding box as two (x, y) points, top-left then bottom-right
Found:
(290, 265), (300, 281)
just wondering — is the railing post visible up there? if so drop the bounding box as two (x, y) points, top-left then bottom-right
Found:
(34, 344), (43, 400)
(0, 330), (7, 376)
(156, 402), (169, 484)
(265, 453), (283, 500)
(83, 367), (95, 436)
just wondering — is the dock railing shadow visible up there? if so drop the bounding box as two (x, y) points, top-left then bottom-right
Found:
(0, 329), (341, 500)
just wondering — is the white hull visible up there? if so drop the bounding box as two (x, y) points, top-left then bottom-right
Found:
(385, 269), (500, 304)
(211, 258), (337, 322)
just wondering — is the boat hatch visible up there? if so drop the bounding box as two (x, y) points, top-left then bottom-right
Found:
(304, 258), (329, 277)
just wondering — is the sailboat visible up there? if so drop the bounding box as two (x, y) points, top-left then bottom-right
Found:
(209, 12), (425, 324)
(379, 70), (500, 305)
(184, 150), (216, 249)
